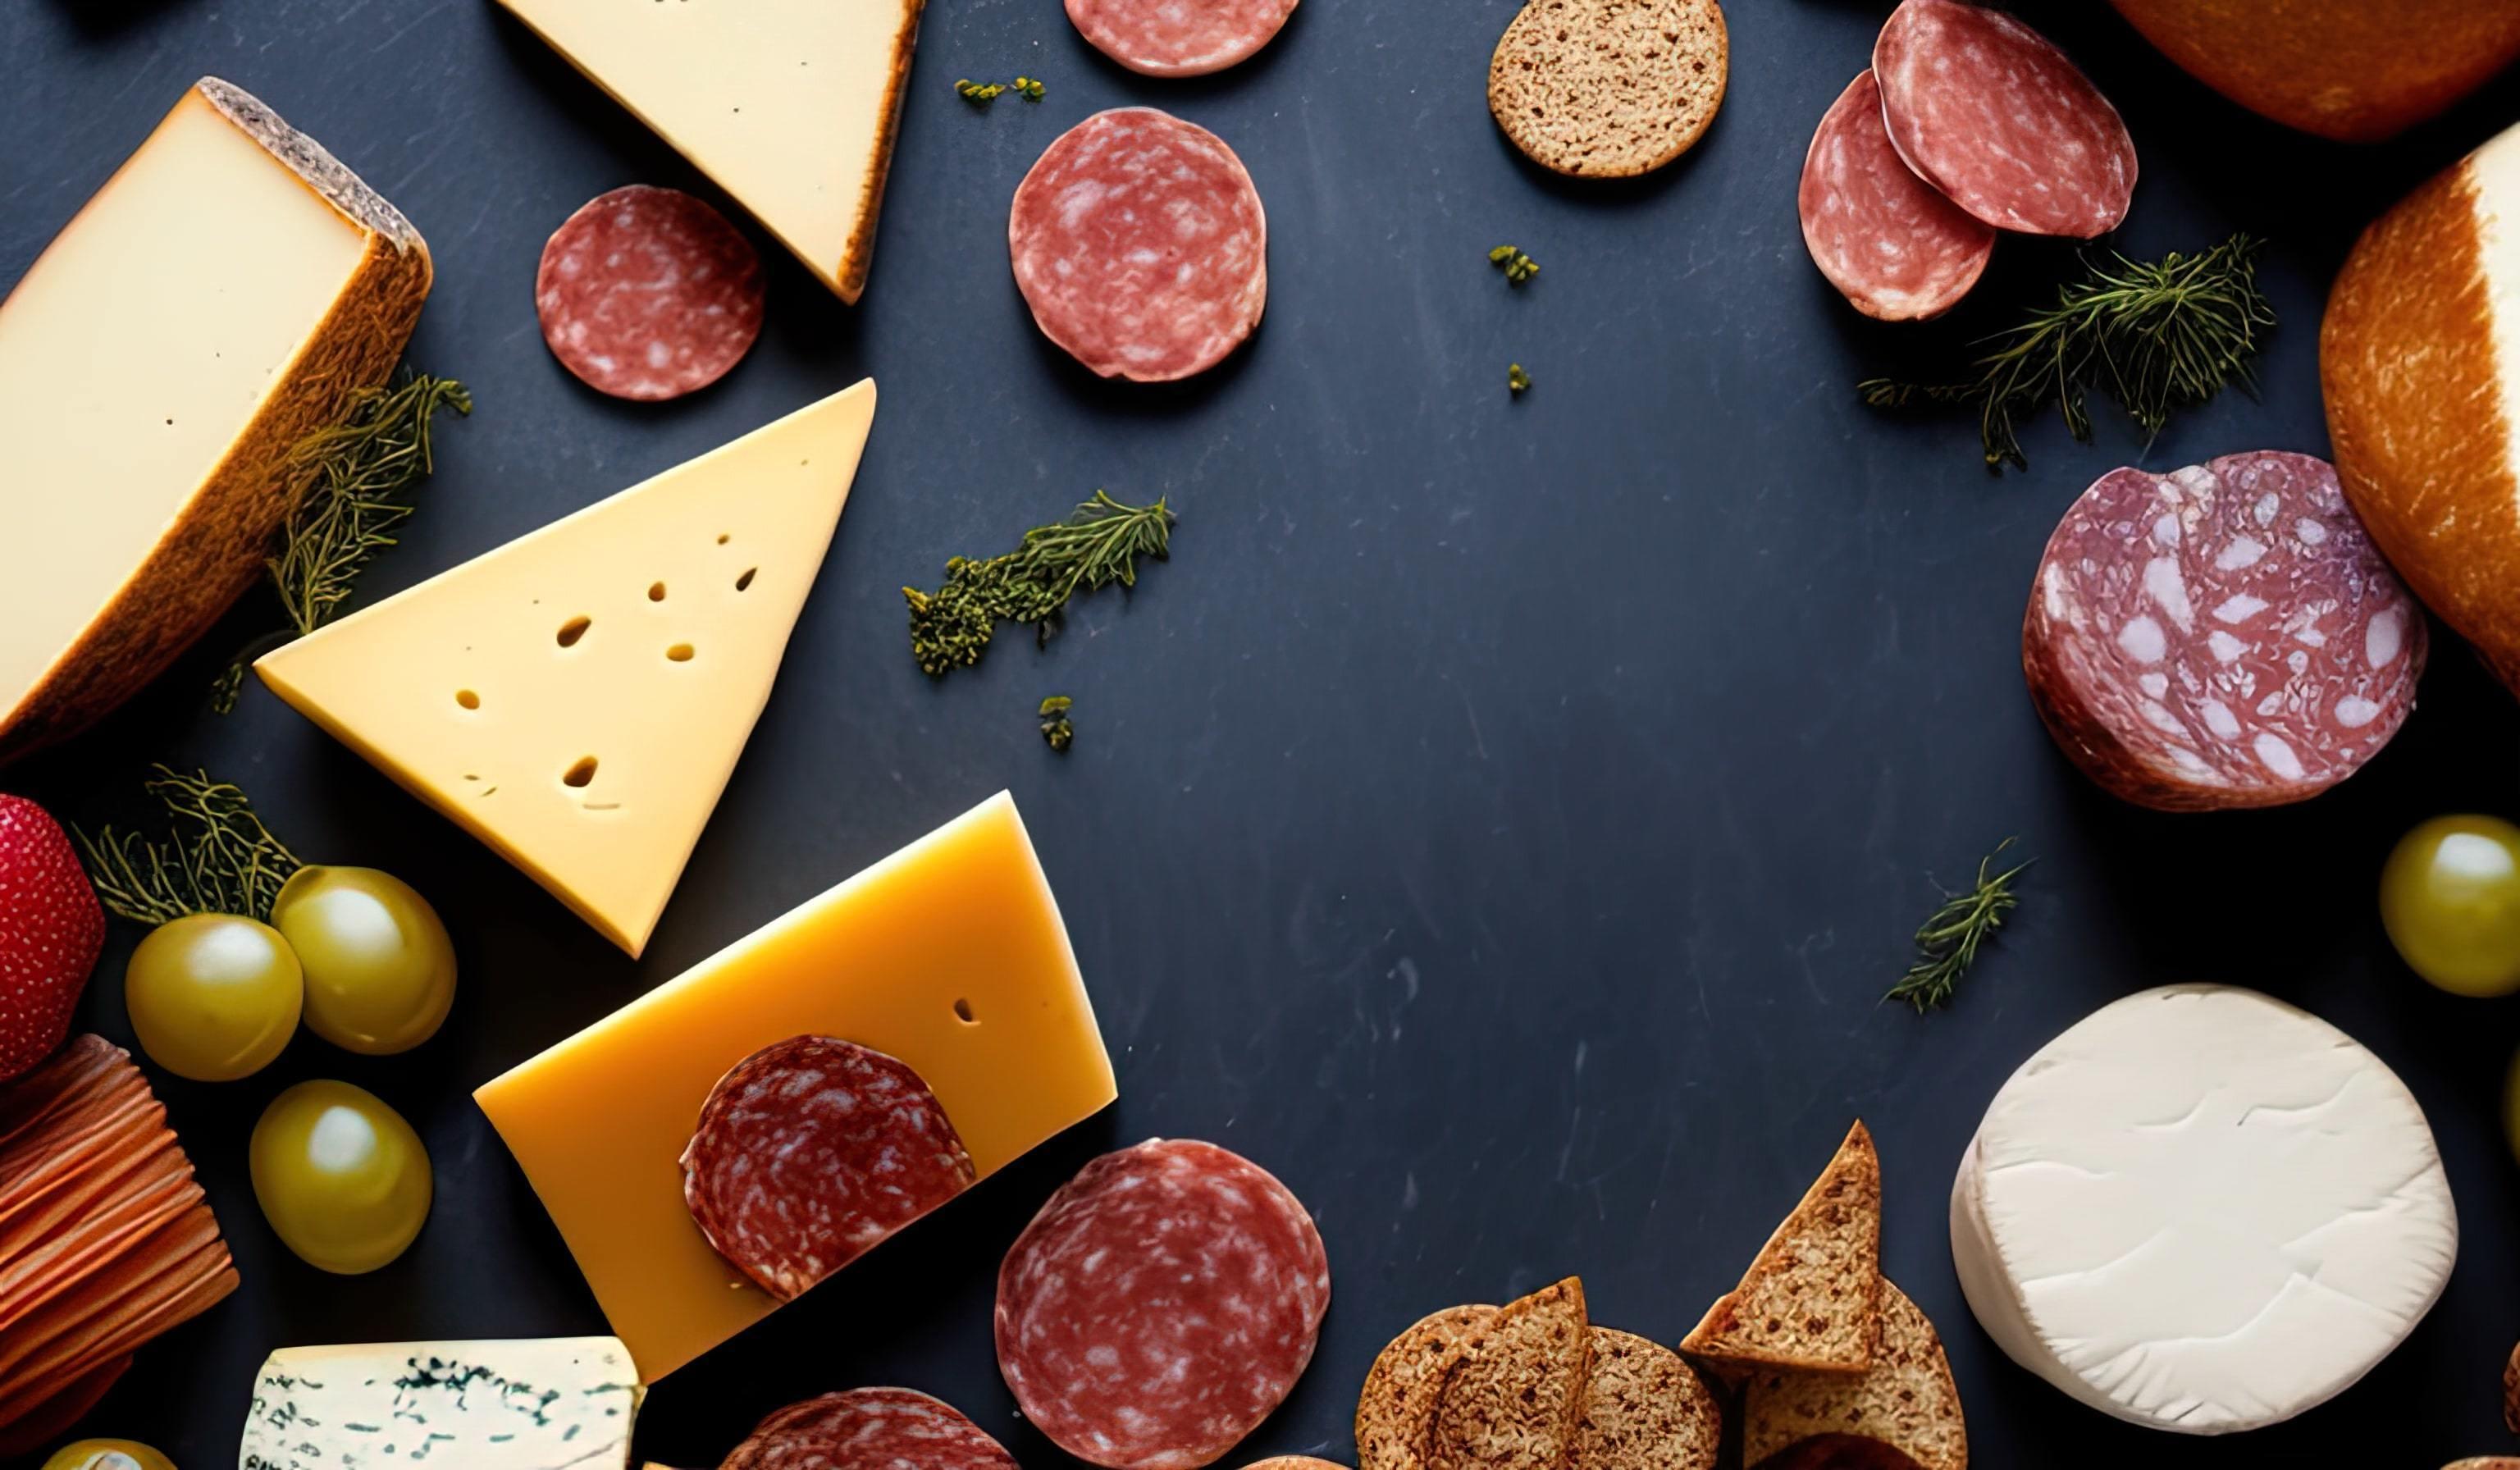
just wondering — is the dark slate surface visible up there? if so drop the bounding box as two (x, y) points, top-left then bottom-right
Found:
(4, 0), (2518, 1464)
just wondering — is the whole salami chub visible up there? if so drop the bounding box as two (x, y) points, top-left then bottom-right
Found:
(1067, 0), (1298, 76)
(721, 1387), (1020, 1470)
(1010, 109), (1267, 383)
(995, 1139), (1331, 1470)
(1874, 0), (2136, 239)
(681, 1036), (976, 1301)
(2024, 452), (2425, 810)
(1799, 71), (1995, 321)
(536, 185), (765, 401)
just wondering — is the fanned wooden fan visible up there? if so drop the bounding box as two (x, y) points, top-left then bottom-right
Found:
(0, 1035), (238, 1451)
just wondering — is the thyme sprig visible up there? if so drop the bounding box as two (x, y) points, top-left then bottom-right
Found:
(1039, 696), (1075, 751)
(1885, 839), (2029, 1014)
(1507, 363), (1532, 395)
(74, 767), (303, 925)
(1859, 235), (2275, 472)
(1488, 244), (1539, 285)
(1015, 75), (1046, 101)
(212, 373), (471, 710)
(956, 79), (1008, 103)
(905, 491), (1176, 677)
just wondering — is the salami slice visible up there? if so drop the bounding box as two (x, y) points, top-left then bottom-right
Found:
(1874, 0), (2136, 239)
(1799, 71), (1995, 322)
(1009, 109), (1267, 383)
(2024, 452), (2425, 810)
(1067, 0), (1298, 76)
(722, 1388), (1020, 1470)
(995, 1139), (1330, 1470)
(681, 1036), (975, 1301)
(536, 184), (765, 401)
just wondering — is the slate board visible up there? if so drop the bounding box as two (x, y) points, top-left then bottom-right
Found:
(3, 0), (2516, 1464)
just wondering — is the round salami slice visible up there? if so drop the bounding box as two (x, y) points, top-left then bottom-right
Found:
(995, 1139), (1331, 1470)
(1067, 0), (1298, 76)
(1799, 71), (1996, 322)
(722, 1388), (1020, 1470)
(536, 184), (765, 401)
(2024, 451), (2426, 810)
(1874, 0), (2136, 239)
(681, 1036), (975, 1301)
(1009, 109), (1267, 383)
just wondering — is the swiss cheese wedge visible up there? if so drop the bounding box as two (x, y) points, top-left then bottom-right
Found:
(0, 79), (430, 763)
(255, 382), (877, 957)
(475, 792), (1116, 1381)
(495, 0), (921, 303)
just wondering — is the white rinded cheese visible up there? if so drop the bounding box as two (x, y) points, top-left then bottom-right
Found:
(239, 1336), (640, 1469)
(1950, 984), (2455, 1434)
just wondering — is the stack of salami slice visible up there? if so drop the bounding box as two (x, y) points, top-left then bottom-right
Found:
(1798, 0), (2137, 321)
(0, 1037), (238, 1454)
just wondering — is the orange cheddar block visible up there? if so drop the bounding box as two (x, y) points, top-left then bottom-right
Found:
(474, 792), (1114, 1381)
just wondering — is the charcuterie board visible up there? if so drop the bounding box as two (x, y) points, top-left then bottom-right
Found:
(5, 1), (2520, 1468)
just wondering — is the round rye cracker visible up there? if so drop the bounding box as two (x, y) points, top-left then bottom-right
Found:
(1488, 0), (1728, 178)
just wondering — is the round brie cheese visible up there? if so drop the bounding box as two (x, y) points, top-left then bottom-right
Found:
(1950, 984), (2456, 1433)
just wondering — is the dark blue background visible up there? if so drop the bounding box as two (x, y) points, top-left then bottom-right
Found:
(4, 0), (2516, 1464)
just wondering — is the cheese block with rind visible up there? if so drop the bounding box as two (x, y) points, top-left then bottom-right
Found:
(0, 79), (429, 763)
(254, 381), (875, 957)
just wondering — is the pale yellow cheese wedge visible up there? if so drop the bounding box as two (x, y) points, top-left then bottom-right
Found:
(0, 78), (429, 762)
(495, 0), (921, 302)
(475, 792), (1115, 1381)
(256, 382), (875, 956)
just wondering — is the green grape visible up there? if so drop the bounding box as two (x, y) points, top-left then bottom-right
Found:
(272, 866), (456, 1055)
(43, 1443), (176, 1470)
(2381, 815), (2520, 998)
(250, 1079), (432, 1274)
(123, 914), (303, 1082)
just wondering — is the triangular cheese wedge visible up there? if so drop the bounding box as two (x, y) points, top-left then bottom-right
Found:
(495, 0), (920, 303)
(257, 381), (877, 956)
(1682, 1120), (1882, 1373)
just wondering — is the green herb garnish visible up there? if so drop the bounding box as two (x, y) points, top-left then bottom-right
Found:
(1507, 363), (1531, 395)
(956, 79), (1008, 103)
(212, 373), (471, 710)
(1488, 244), (1539, 285)
(75, 766), (303, 925)
(1015, 75), (1046, 101)
(1039, 696), (1075, 751)
(1858, 234), (2275, 472)
(1886, 839), (2029, 1013)
(905, 491), (1176, 677)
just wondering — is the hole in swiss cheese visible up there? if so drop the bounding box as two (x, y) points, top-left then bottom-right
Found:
(557, 616), (592, 648)
(952, 998), (977, 1025)
(563, 756), (598, 788)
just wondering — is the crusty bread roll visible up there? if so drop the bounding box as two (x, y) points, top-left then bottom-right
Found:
(2322, 121), (2520, 689)
(2109, 0), (2520, 144)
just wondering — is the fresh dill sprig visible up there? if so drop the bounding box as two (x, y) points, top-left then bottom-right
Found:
(1885, 839), (2029, 1014)
(1858, 234), (2275, 472)
(1039, 696), (1075, 751)
(212, 373), (471, 711)
(1487, 244), (1539, 285)
(1507, 363), (1532, 395)
(74, 766), (303, 925)
(956, 79), (1008, 103)
(904, 491), (1176, 677)
(1015, 75), (1046, 100)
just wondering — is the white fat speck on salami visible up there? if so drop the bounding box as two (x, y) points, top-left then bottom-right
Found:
(1009, 109), (1267, 383)
(1067, 0), (1298, 76)
(680, 1035), (976, 1301)
(996, 1138), (1331, 1470)
(723, 1388), (1020, 1470)
(1798, 71), (1995, 322)
(535, 184), (765, 401)
(1873, 0), (2135, 239)
(2023, 451), (2425, 810)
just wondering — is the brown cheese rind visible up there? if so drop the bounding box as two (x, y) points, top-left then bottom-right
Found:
(0, 77), (431, 765)
(2322, 135), (2520, 696)
(836, 0), (926, 302)
(1682, 1122), (1881, 1374)
(1429, 1278), (1591, 1470)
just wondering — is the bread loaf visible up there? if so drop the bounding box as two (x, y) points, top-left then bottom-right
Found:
(2108, 0), (2520, 144)
(2322, 121), (2520, 689)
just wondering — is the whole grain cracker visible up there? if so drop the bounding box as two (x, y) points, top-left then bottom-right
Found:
(1486, 0), (1728, 178)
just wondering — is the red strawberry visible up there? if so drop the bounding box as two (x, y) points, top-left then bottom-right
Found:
(0, 794), (104, 1082)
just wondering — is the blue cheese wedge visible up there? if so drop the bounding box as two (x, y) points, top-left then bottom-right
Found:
(239, 1337), (640, 1469)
